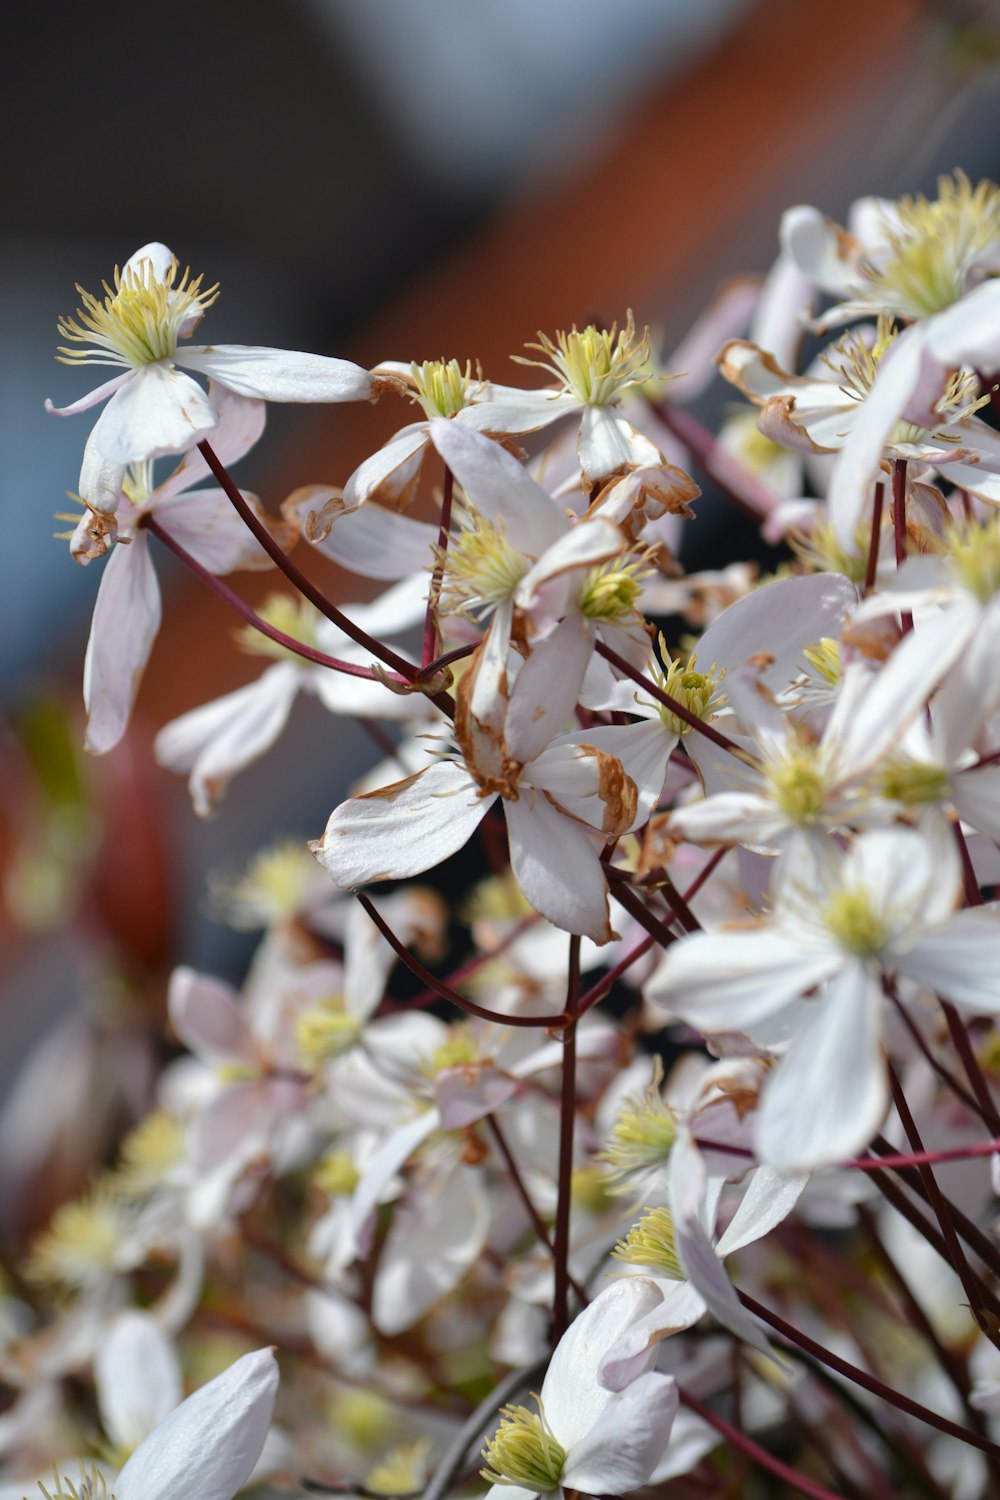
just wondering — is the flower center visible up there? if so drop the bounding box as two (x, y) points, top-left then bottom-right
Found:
(365, 1439), (432, 1498)
(481, 1398), (566, 1492)
(650, 647), (727, 736)
(600, 1072), (677, 1179)
(410, 358), (474, 418)
(570, 1163), (616, 1215)
(25, 1182), (131, 1292)
(296, 1000), (361, 1068)
(863, 172), (1000, 319)
(423, 1026), (481, 1077)
(210, 839), (320, 928)
(115, 1111), (186, 1194)
(612, 1206), (685, 1279)
(517, 313), (656, 405)
(766, 738), (830, 825)
(876, 756), (950, 806)
(313, 1149), (361, 1196)
(235, 594), (322, 659)
(39, 1465), (110, 1500)
(949, 515), (1000, 601)
(578, 551), (651, 621)
(57, 255), (218, 369)
(821, 886), (889, 957)
(441, 511), (528, 618)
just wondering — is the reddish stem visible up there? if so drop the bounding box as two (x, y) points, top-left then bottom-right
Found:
(863, 481), (884, 595)
(891, 457), (913, 635)
(422, 464), (454, 667)
(145, 516), (408, 683)
(677, 1389), (845, 1500)
(551, 936), (581, 1342)
(595, 639), (753, 760)
(355, 892), (563, 1029)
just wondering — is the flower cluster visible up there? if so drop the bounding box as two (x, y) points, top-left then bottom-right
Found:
(19, 182), (1000, 1500)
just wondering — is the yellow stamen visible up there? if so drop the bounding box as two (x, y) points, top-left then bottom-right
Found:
(481, 1397), (566, 1491)
(209, 839), (319, 929)
(516, 313), (657, 405)
(234, 593), (322, 660)
(822, 887), (889, 957)
(648, 640), (727, 736)
(612, 1206), (685, 1279)
(57, 256), (218, 368)
(410, 359), (474, 419)
(440, 510), (528, 617)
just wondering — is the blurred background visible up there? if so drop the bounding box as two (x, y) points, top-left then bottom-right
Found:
(2, 0), (1000, 1230)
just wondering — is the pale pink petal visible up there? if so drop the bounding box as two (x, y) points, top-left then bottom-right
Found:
(342, 426), (429, 510)
(167, 966), (255, 1066)
(152, 489), (270, 573)
(699, 571), (857, 698)
(115, 1348), (278, 1500)
(779, 205), (855, 296)
(456, 388), (579, 443)
(515, 519), (625, 623)
(648, 928), (840, 1033)
(542, 1279), (664, 1437)
(505, 616), (593, 765)
(598, 1281), (707, 1391)
(430, 418), (567, 551)
(83, 530), (162, 755)
(154, 664), (302, 817)
(299, 490), (437, 579)
(312, 760), (489, 887)
(45, 370), (130, 418)
(757, 964), (887, 1170)
(176, 345), (372, 402)
(664, 274), (760, 404)
(156, 384), (266, 494)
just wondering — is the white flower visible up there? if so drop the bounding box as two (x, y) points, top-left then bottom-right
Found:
(479, 1279), (678, 1500)
(47, 242), (376, 467)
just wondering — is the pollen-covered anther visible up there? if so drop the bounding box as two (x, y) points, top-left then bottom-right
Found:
(57, 257), (218, 369)
(877, 756), (950, 806)
(313, 1149), (361, 1197)
(821, 887), (890, 957)
(864, 171), (1000, 318)
(410, 358), (475, 419)
(600, 1072), (677, 1180)
(39, 1464), (110, 1500)
(481, 1397), (567, 1491)
(949, 513), (1000, 601)
(24, 1182), (134, 1293)
(210, 840), (320, 929)
(650, 645), (727, 736)
(295, 1002), (361, 1068)
(765, 737), (830, 826)
(578, 550), (652, 621)
(516, 312), (657, 405)
(612, 1206), (685, 1280)
(441, 511), (529, 618)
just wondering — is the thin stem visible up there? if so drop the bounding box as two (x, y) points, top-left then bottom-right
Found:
(422, 464), (454, 667)
(887, 1065), (991, 1333)
(607, 878), (678, 948)
(857, 1204), (990, 1444)
(355, 892), (563, 1029)
(551, 936), (581, 1342)
(389, 914), (540, 1013)
(575, 934), (654, 1019)
(677, 1389), (845, 1500)
(197, 439), (455, 715)
(891, 457), (914, 635)
(941, 996), (1000, 1134)
(871, 1135), (1000, 1293)
(486, 1117), (588, 1306)
(145, 516), (408, 683)
(863, 481), (884, 595)
(953, 820), (984, 907)
(738, 1290), (1000, 1460)
(423, 1358), (547, 1500)
(595, 639), (756, 762)
(886, 984), (985, 1121)
(690, 1134), (1000, 1173)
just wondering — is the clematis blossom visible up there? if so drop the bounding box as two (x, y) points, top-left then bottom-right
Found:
(46, 242), (377, 478)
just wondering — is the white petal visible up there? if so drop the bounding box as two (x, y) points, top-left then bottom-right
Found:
(45, 370), (130, 419)
(83, 531), (161, 755)
(577, 405), (661, 483)
(96, 1312), (181, 1451)
(89, 365), (219, 465)
(699, 571), (857, 696)
(177, 346), (372, 402)
(157, 384), (266, 492)
(900, 907), (1000, 1012)
(79, 428), (125, 515)
(648, 928), (839, 1033)
(757, 964), (887, 1170)
(314, 760), (489, 887)
(542, 1279), (665, 1441)
(714, 1166), (807, 1257)
(372, 1165), (490, 1334)
(300, 491), (437, 579)
(115, 1349), (278, 1500)
(154, 664), (301, 817)
(152, 489), (270, 573)
(505, 616), (593, 765)
(563, 1372), (678, 1495)
(430, 418), (567, 551)
(342, 427), (429, 510)
(505, 793), (613, 943)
